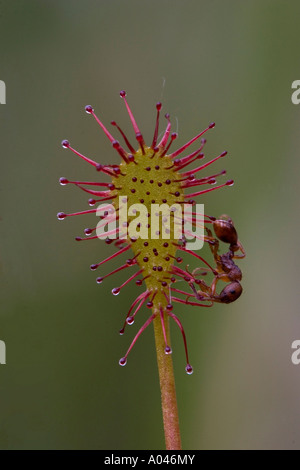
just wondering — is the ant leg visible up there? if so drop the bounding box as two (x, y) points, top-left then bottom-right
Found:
(231, 241), (246, 259)
(195, 278), (211, 293)
(205, 226), (213, 238)
(189, 282), (200, 299)
(237, 241), (246, 258)
(209, 237), (220, 262)
(203, 234), (215, 243)
(210, 275), (220, 296)
(189, 278), (211, 300)
(210, 272), (235, 296)
(192, 267), (211, 277)
(205, 227), (220, 260)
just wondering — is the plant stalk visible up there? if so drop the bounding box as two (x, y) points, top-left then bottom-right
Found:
(153, 312), (182, 450)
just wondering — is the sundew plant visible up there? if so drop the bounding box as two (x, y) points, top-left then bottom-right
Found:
(58, 91), (245, 449)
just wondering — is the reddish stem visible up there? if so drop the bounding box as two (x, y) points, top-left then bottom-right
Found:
(152, 298), (182, 450)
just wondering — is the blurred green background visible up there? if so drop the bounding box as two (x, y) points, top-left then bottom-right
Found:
(1, 0), (300, 450)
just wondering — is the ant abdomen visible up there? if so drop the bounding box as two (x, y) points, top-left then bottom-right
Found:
(218, 281), (243, 303)
(213, 218), (238, 246)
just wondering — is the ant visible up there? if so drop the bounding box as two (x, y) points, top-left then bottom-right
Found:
(189, 215), (245, 304)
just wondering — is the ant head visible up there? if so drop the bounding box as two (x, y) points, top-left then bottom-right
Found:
(218, 281), (243, 304)
(213, 217), (238, 245)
